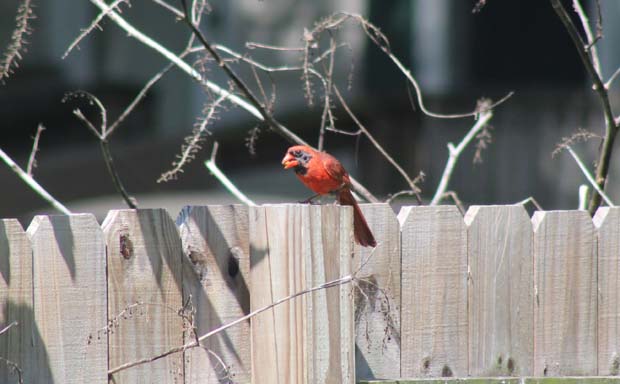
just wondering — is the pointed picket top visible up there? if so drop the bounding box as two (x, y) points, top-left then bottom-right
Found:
(0, 219), (34, 384)
(531, 210), (597, 376)
(465, 205), (533, 376)
(354, 203), (401, 380)
(27, 214), (107, 384)
(399, 205), (467, 378)
(592, 206), (620, 375)
(103, 209), (184, 384)
(177, 205), (251, 383)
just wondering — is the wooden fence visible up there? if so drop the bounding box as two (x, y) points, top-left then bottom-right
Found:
(0, 204), (619, 383)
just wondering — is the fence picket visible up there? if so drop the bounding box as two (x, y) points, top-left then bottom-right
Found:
(103, 209), (184, 383)
(27, 214), (107, 384)
(532, 211), (597, 376)
(465, 205), (533, 376)
(593, 207), (620, 376)
(0, 219), (34, 384)
(399, 206), (467, 378)
(177, 205), (251, 383)
(354, 203), (401, 380)
(249, 204), (354, 384)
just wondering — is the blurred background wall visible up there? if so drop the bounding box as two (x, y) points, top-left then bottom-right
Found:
(1, 0), (620, 224)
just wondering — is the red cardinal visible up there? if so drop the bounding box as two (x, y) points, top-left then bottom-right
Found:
(281, 145), (377, 247)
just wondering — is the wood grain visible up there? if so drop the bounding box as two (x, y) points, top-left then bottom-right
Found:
(399, 206), (467, 378)
(532, 210), (597, 376)
(465, 205), (533, 376)
(0, 219), (34, 384)
(177, 205), (251, 383)
(28, 214), (107, 384)
(593, 207), (620, 376)
(354, 203), (401, 380)
(249, 204), (354, 384)
(103, 209), (184, 383)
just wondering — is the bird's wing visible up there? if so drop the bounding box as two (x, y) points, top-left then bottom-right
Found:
(321, 152), (350, 188)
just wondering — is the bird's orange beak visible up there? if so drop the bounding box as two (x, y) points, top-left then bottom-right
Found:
(281, 153), (299, 169)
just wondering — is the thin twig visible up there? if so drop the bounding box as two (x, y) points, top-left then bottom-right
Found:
(89, 0), (378, 203)
(0, 321), (18, 336)
(567, 145), (615, 206)
(151, 0), (184, 18)
(605, 66), (620, 90)
(578, 184), (589, 210)
(515, 196), (544, 212)
(62, 0), (128, 59)
(65, 91), (137, 208)
(0, 148), (71, 214)
(158, 93), (228, 182)
(204, 143), (256, 206)
(27, 123), (45, 176)
(0, 0), (34, 82)
(430, 110), (493, 205)
(573, 0), (602, 73)
(108, 273), (353, 376)
(317, 35), (336, 152)
(0, 356), (23, 384)
(550, 0), (619, 215)
(441, 191), (465, 215)
(333, 85), (422, 198)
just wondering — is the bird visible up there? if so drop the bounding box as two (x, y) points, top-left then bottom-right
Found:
(281, 145), (377, 247)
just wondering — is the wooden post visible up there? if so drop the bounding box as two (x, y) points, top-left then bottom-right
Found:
(28, 214), (107, 384)
(399, 206), (467, 378)
(249, 204), (354, 384)
(593, 207), (620, 376)
(532, 211), (597, 376)
(103, 209), (184, 383)
(0, 219), (34, 384)
(354, 203), (401, 380)
(177, 205), (251, 383)
(465, 205), (533, 376)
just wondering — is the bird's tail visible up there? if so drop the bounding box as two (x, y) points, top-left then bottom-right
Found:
(338, 189), (377, 248)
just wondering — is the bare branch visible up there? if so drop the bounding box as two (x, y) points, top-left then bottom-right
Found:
(605, 66), (620, 90)
(304, 12), (513, 119)
(27, 123), (45, 176)
(108, 273), (353, 376)
(246, 42), (305, 51)
(552, 128), (600, 158)
(0, 321), (18, 336)
(578, 184), (589, 210)
(89, 0), (379, 202)
(550, 0), (619, 215)
(158, 93), (228, 183)
(0, 356), (23, 384)
(333, 85), (422, 198)
(108, 62), (176, 137)
(204, 142), (256, 206)
(63, 0), (128, 59)
(572, 0), (602, 74)
(64, 92), (137, 208)
(0, 0), (34, 83)
(151, 0), (184, 18)
(516, 196), (543, 211)
(441, 191), (465, 215)
(566, 145), (615, 207)
(317, 35), (336, 152)
(0, 147), (71, 214)
(431, 108), (494, 205)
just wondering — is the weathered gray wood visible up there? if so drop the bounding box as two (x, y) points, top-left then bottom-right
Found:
(354, 203), (401, 380)
(532, 211), (597, 376)
(593, 207), (620, 376)
(103, 209), (184, 383)
(28, 214), (107, 384)
(465, 205), (533, 376)
(249, 204), (354, 384)
(177, 205), (251, 383)
(0, 219), (34, 384)
(399, 206), (467, 378)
